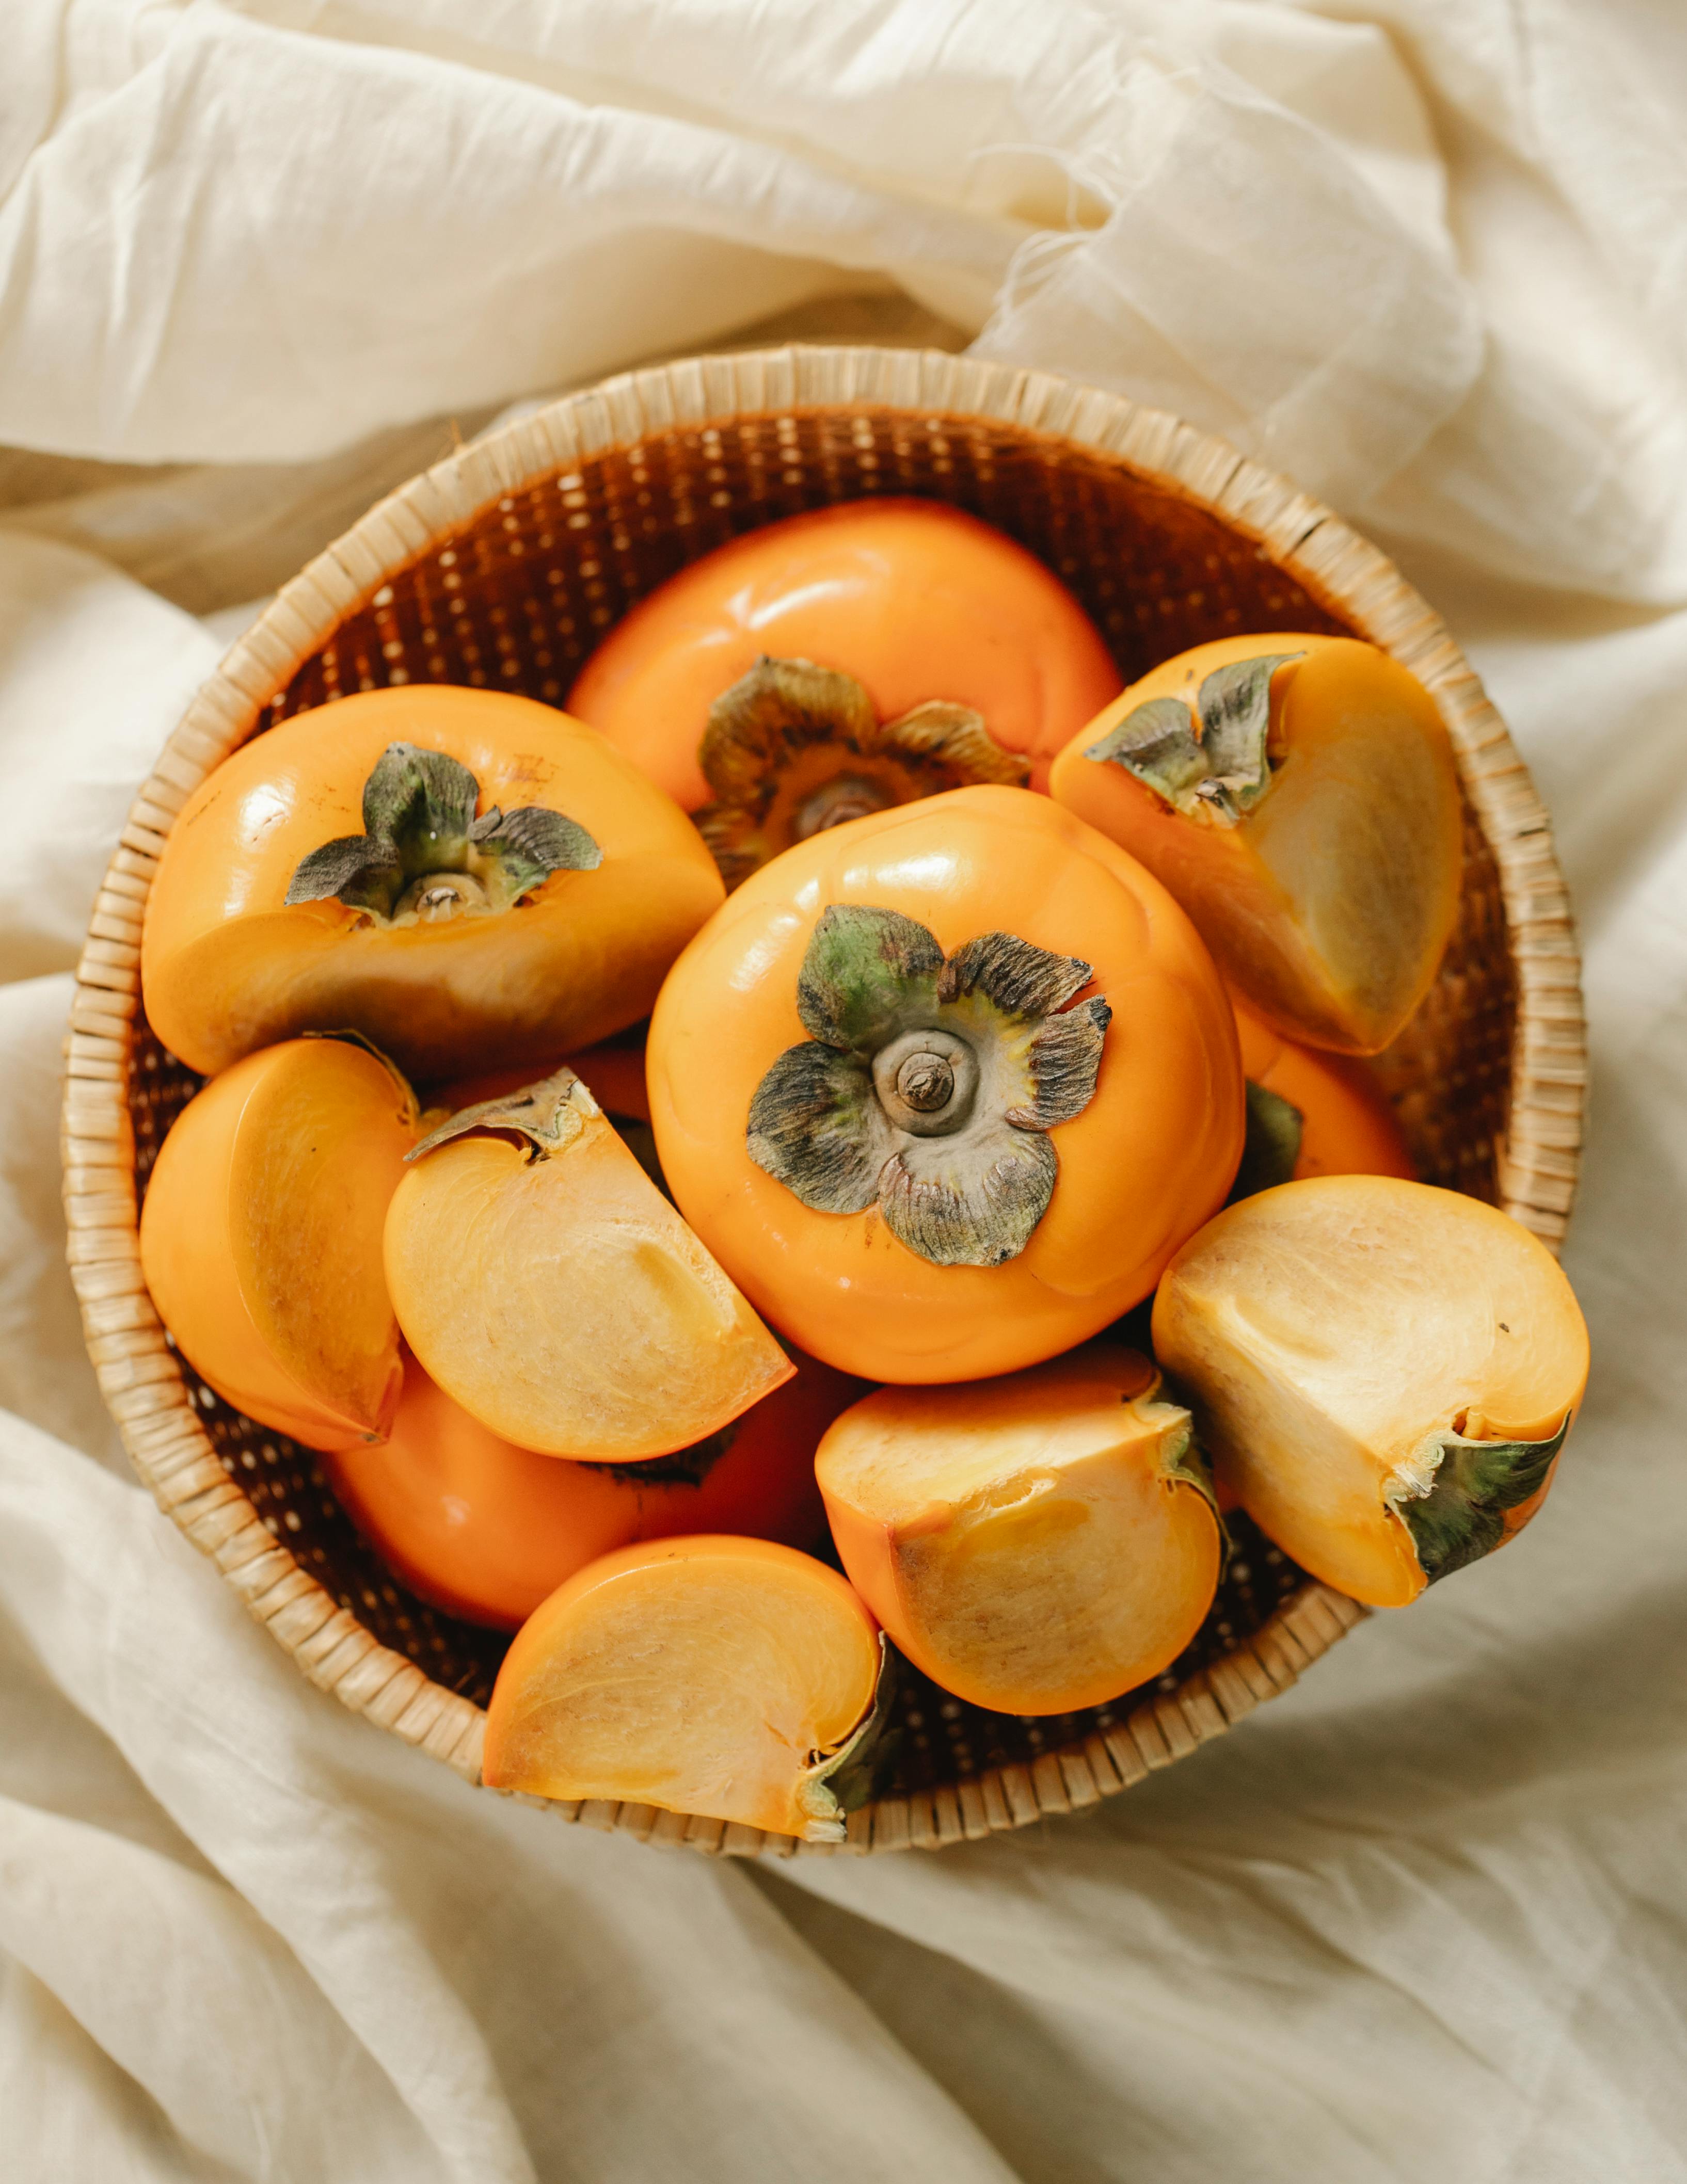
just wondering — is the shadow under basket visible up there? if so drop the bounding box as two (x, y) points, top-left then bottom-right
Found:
(66, 346), (1586, 1858)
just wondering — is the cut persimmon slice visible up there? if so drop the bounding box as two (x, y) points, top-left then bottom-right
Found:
(1152, 1176), (1590, 1607)
(816, 1343), (1221, 1714)
(384, 1068), (793, 1459)
(482, 1537), (887, 1841)
(138, 1036), (417, 1449)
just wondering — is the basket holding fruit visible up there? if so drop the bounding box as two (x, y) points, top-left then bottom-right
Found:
(67, 346), (1586, 1855)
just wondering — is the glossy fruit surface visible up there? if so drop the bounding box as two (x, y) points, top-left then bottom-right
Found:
(1050, 635), (1462, 1054)
(385, 1069), (793, 1458)
(139, 1037), (416, 1450)
(141, 685), (723, 1081)
(1152, 1176), (1590, 1607)
(649, 785), (1244, 1382)
(326, 1348), (858, 1628)
(482, 1537), (884, 1839)
(817, 1344), (1220, 1713)
(568, 500), (1121, 878)
(1232, 992), (1414, 1184)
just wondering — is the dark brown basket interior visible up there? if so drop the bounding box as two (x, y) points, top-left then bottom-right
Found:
(128, 404), (1516, 1782)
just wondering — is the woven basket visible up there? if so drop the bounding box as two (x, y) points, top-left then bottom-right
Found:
(63, 345), (1585, 1858)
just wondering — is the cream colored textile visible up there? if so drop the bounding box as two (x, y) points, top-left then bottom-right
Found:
(4, 4), (1687, 2178)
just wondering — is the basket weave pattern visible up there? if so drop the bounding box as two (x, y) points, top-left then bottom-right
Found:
(65, 347), (1584, 1857)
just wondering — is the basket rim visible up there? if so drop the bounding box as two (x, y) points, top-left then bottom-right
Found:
(61, 341), (1583, 1857)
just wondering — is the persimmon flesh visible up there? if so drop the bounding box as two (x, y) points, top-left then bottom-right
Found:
(1152, 1176), (1590, 1607)
(648, 784), (1245, 1383)
(141, 685), (723, 1081)
(817, 1344), (1220, 1714)
(482, 1537), (884, 1840)
(138, 1037), (417, 1450)
(326, 1348), (858, 1629)
(385, 1069), (793, 1458)
(1050, 635), (1463, 1054)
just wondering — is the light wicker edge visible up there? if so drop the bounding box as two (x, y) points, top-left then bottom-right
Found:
(60, 344), (1583, 1857)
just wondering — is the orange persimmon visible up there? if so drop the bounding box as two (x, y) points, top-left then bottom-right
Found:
(1231, 991), (1414, 1189)
(325, 1348), (860, 1629)
(482, 1537), (886, 1840)
(1152, 1176), (1590, 1607)
(138, 1036), (418, 1449)
(141, 685), (723, 1081)
(1050, 635), (1462, 1054)
(568, 500), (1121, 885)
(648, 785), (1245, 1383)
(817, 1344), (1220, 1714)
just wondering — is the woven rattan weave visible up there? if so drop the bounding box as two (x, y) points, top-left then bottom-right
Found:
(65, 346), (1584, 1857)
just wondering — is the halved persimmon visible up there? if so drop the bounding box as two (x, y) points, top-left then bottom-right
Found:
(1152, 1176), (1590, 1607)
(384, 1068), (793, 1458)
(1050, 636), (1462, 1053)
(1230, 991), (1414, 1195)
(325, 1348), (858, 1628)
(141, 685), (723, 1080)
(648, 785), (1244, 1383)
(482, 1537), (887, 1840)
(817, 1344), (1219, 1714)
(138, 1036), (417, 1449)
(568, 500), (1121, 885)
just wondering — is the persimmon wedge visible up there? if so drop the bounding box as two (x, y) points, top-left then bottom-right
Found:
(138, 1036), (417, 1449)
(384, 1068), (793, 1458)
(1051, 635), (1462, 1054)
(482, 1538), (887, 1841)
(141, 685), (723, 1080)
(325, 1347), (858, 1629)
(1152, 1177), (1590, 1607)
(816, 1345), (1219, 1713)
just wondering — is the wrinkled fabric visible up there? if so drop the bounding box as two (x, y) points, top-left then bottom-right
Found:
(3, 3), (1687, 2178)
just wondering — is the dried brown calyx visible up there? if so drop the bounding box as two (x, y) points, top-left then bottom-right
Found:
(285, 742), (601, 924)
(695, 657), (1029, 888)
(1085, 653), (1303, 826)
(747, 904), (1109, 1268)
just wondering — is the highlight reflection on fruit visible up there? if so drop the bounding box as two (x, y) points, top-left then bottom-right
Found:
(385, 1066), (793, 1458)
(324, 1348), (859, 1629)
(481, 1537), (887, 1840)
(649, 785), (1245, 1383)
(141, 685), (724, 1081)
(139, 1036), (417, 1450)
(1151, 1176), (1590, 1607)
(817, 1344), (1220, 1714)
(1050, 636), (1463, 1054)
(568, 499), (1121, 882)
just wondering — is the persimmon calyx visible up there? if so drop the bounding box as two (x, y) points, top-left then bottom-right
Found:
(794, 1634), (898, 1841)
(406, 1066), (599, 1165)
(284, 740), (602, 923)
(1228, 1080), (1303, 1201)
(1387, 1411), (1573, 1584)
(746, 904), (1110, 1268)
(1085, 653), (1304, 825)
(696, 656), (1030, 888)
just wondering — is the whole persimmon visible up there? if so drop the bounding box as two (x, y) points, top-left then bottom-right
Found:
(141, 685), (723, 1081)
(648, 785), (1245, 1384)
(139, 1036), (417, 1449)
(1229, 990), (1415, 1194)
(1049, 635), (1463, 1054)
(567, 500), (1121, 886)
(326, 1348), (860, 1629)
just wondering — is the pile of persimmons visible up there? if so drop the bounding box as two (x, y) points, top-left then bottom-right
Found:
(137, 501), (1588, 1841)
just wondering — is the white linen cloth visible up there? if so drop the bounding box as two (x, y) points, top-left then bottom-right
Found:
(4, 4), (1686, 2177)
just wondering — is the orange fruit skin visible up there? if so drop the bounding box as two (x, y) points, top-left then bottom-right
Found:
(427, 1039), (651, 1122)
(325, 1349), (862, 1630)
(1231, 992), (1415, 1182)
(1049, 635), (1463, 1054)
(648, 785), (1245, 1383)
(138, 1039), (416, 1451)
(140, 685), (723, 1081)
(567, 499), (1122, 806)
